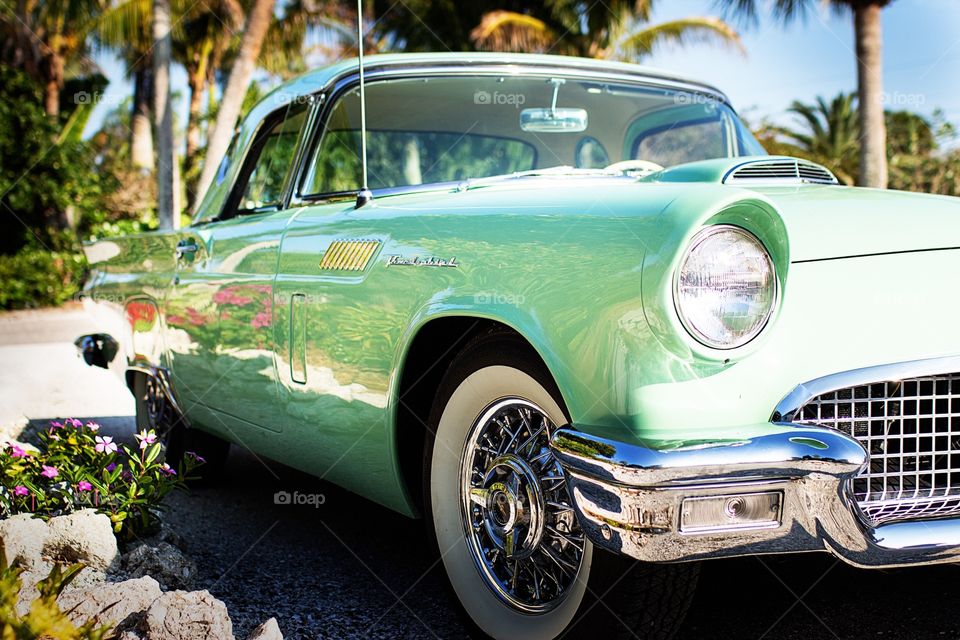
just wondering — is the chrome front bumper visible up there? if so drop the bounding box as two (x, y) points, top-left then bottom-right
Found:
(550, 423), (960, 568)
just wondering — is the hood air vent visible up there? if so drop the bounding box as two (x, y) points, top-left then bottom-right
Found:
(724, 159), (838, 186)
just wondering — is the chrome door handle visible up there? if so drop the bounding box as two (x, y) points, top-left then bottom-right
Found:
(176, 240), (199, 260)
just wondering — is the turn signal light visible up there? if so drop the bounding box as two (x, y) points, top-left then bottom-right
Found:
(679, 491), (782, 534)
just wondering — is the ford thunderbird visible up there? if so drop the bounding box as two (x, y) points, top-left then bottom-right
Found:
(76, 53), (960, 639)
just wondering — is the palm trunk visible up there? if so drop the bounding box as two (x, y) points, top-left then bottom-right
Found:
(184, 72), (205, 211)
(43, 77), (60, 118)
(153, 0), (177, 230)
(131, 66), (155, 171)
(193, 0), (276, 213)
(854, 3), (888, 188)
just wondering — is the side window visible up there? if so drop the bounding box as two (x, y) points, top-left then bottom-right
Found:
(229, 103), (308, 215)
(632, 119), (726, 167)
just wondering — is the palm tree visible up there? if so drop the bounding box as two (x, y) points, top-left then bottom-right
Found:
(153, 0), (176, 229)
(768, 93), (860, 185)
(470, 1), (744, 61)
(0, 0), (106, 117)
(193, 0), (277, 212)
(96, 0), (156, 170)
(716, 0), (895, 188)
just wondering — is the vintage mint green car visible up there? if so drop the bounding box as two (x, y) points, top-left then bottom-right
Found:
(76, 52), (960, 639)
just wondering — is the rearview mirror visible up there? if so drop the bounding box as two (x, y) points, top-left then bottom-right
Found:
(520, 108), (588, 133)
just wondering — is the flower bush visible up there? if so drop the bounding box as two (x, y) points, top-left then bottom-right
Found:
(0, 420), (202, 541)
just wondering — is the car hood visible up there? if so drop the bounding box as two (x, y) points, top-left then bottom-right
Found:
(374, 162), (960, 264)
(749, 185), (960, 263)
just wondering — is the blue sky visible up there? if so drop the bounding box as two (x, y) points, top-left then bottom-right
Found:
(84, 0), (960, 142)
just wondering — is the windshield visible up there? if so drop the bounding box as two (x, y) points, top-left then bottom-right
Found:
(301, 74), (766, 195)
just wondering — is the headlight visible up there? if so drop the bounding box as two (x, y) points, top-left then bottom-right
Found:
(674, 225), (776, 349)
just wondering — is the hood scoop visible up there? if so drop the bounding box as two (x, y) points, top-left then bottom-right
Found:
(723, 158), (838, 186)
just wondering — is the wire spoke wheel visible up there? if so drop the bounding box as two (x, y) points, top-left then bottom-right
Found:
(460, 398), (585, 613)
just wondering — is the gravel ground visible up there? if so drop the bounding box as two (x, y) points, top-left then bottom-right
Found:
(3, 306), (960, 639)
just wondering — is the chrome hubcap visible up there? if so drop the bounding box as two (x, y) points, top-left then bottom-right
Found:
(460, 398), (585, 613)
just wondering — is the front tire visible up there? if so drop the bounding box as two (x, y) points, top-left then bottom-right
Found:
(424, 332), (699, 639)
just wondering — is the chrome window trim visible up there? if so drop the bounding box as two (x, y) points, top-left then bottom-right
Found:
(772, 354), (960, 423)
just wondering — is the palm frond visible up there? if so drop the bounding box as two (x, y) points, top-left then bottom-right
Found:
(470, 10), (556, 53)
(611, 15), (745, 61)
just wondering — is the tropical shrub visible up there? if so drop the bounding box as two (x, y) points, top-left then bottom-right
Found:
(0, 553), (110, 640)
(0, 420), (202, 541)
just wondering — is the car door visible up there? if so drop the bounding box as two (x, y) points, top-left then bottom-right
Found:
(165, 101), (310, 442)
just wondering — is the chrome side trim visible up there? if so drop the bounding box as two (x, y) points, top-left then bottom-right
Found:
(772, 354), (960, 422)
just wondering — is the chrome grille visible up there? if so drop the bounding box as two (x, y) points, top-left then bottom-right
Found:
(796, 373), (960, 525)
(724, 159), (838, 185)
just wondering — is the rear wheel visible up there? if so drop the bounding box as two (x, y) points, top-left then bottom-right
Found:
(424, 332), (699, 639)
(133, 372), (229, 479)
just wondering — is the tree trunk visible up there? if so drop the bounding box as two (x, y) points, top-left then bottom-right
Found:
(131, 66), (155, 171)
(153, 0), (178, 230)
(183, 68), (206, 211)
(854, 3), (888, 188)
(193, 0), (276, 214)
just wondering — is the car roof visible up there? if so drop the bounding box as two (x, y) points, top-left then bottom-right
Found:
(266, 52), (730, 106)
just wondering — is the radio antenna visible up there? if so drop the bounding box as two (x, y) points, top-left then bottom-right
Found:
(355, 0), (373, 208)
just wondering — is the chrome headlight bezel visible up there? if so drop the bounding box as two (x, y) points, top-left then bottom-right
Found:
(672, 224), (778, 351)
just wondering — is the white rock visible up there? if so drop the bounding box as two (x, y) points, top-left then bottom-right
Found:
(44, 509), (118, 571)
(58, 576), (162, 629)
(140, 590), (234, 640)
(246, 618), (282, 640)
(0, 513), (50, 572)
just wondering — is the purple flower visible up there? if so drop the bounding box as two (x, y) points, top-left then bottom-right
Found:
(41, 465), (58, 479)
(94, 436), (118, 454)
(66, 418), (83, 428)
(105, 462), (117, 472)
(135, 430), (158, 450)
(49, 420), (63, 429)
(85, 421), (101, 433)
(13, 486), (28, 497)
(77, 481), (93, 492)
(159, 464), (177, 476)
(9, 445), (28, 458)
(186, 451), (206, 464)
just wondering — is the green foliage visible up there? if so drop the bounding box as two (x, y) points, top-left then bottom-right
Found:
(0, 420), (203, 541)
(0, 241), (87, 309)
(0, 551), (110, 640)
(0, 66), (108, 256)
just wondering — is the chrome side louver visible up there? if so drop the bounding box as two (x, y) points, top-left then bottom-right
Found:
(723, 159), (838, 185)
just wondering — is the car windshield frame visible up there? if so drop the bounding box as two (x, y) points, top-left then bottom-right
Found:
(278, 64), (766, 208)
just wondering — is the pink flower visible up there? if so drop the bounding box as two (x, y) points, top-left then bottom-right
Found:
(66, 418), (83, 428)
(85, 421), (101, 432)
(159, 464), (176, 476)
(41, 465), (58, 479)
(77, 481), (93, 492)
(186, 451), (206, 464)
(135, 430), (158, 450)
(94, 436), (118, 454)
(13, 486), (28, 497)
(49, 420), (63, 428)
(9, 445), (28, 458)
(251, 311), (271, 329)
